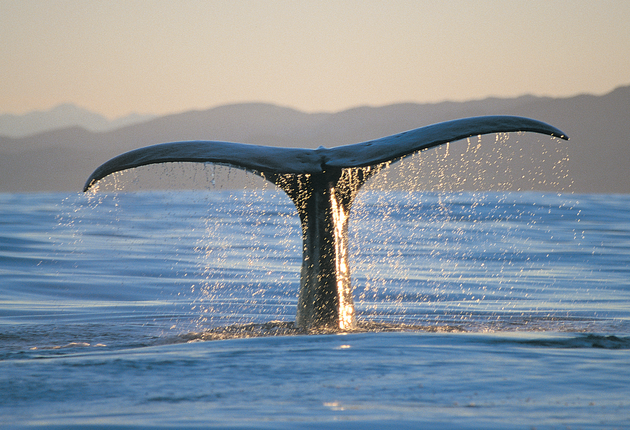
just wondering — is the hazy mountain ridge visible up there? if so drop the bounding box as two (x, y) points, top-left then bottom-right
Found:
(1, 86), (628, 193)
(0, 104), (156, 138)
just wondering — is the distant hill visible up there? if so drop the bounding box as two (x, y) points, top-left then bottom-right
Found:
(0, 86), (628, 193)
(0, 104), (156, 138)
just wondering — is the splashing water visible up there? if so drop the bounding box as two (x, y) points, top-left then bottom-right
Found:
(70, 133), (622, 339)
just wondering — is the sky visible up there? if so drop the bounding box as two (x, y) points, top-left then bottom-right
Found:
(1, 0), (629, 118)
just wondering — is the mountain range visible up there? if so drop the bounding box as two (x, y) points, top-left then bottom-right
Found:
(0, 104), (156, 138)
(1, 86), (628, 193)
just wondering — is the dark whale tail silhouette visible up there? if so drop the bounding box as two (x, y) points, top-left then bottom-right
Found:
(83, 116), (568, 331)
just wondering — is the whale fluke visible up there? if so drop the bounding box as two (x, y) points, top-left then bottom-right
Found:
(83, 115), (568, 331)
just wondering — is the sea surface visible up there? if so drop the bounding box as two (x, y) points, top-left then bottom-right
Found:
(1, 189), (629, 429)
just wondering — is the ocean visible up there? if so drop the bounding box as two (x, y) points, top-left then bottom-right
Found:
(1, 188), (629, 429)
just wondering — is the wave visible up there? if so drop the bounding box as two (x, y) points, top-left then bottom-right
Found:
(169, 320), (465, 343)
(168, 321), (630, 350)
(508, 334), (630, 350)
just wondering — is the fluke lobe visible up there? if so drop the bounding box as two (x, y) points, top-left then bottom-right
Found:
(83, 116), (568, 331)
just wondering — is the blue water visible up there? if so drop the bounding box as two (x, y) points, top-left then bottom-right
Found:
(1, 190), (629, 429)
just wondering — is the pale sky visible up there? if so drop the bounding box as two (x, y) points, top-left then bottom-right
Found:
(1, 0), (629, 118)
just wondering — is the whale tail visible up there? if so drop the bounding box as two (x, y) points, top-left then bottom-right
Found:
(83, 116), (568, 330)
